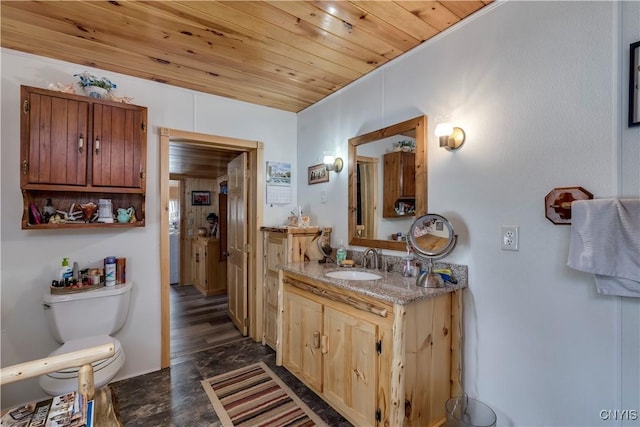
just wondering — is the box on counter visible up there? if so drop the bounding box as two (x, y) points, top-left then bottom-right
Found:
(287, 215), (310, 227)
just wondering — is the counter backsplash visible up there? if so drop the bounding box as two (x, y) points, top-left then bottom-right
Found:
(347, 248), (468, 287)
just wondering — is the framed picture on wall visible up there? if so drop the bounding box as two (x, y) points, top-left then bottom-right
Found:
(191, 191), (211, 206)
(308, 163), (329, 185)
(629, 40), (640, 127)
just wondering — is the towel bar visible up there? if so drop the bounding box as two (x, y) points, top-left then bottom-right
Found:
(545, 187), (593, 225)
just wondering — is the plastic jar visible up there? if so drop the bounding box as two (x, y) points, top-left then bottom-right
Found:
(104, 256), (117, 286)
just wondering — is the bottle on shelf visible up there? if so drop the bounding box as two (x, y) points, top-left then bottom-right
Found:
(58, 258), (73, 281)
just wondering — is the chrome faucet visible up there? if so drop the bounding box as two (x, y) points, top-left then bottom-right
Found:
(362, 248), (379, 270)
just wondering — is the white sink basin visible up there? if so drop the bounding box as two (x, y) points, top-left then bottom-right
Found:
(325, 270), (382, 281)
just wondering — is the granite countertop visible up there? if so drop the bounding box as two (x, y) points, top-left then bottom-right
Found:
(278, 261), (467, 305)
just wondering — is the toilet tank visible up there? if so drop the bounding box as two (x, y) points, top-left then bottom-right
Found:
(43, 282), (132, 343)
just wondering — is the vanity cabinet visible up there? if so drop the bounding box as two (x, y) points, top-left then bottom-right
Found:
(261, 226), (321, 349)
(282, 286), (379, 426)
(277, 271), (462, 427)
(20, 85), (147, 229)
(382, 151), (415, 218)
(191, 237), (226, 297)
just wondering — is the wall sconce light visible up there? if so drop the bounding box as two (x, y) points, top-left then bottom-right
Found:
(434, 122), (466, 151)
(323, 152), (343, 172)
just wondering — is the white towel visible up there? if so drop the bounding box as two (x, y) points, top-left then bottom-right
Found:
(567, 198), (640, 297)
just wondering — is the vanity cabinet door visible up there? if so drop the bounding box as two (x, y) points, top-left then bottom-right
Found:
(92, 103), (146, 189)
(282, 290), (323, 392)
(323, 305), (377, 427)
(21, 89), (89, 187)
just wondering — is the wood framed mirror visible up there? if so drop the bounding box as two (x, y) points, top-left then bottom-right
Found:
(348, 115), (427, 251)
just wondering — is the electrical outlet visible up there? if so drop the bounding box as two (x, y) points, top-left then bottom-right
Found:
(501, 226), (519, 251)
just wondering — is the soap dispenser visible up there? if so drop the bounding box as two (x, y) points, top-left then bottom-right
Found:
(336, 240), (347, 265)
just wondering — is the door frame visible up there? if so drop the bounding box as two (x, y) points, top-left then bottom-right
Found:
(159, 127), (264, 368)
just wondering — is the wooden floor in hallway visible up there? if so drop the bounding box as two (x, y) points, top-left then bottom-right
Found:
(170, 284), (247, 361)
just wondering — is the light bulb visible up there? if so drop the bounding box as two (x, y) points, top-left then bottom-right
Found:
(434, 122), (454, 137)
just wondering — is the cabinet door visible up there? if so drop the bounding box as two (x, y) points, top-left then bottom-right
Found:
(92, 103), (145, 189)
(192, 241), (207, 294)
(323, 305), (378, 427)
(263, 274), (279, 348)
(206, 239), (226, 295)
(22, 89), (89, 186)
(263, 233), (287, 348)
(282, 290), (323, 392)
(399, 152), (415, 197)
(265, 233), (287, 271)
(383, 151), (415, 218)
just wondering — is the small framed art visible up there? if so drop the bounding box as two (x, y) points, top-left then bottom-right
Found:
(308, 163), (329, 185)
(191, 191), (211, 206)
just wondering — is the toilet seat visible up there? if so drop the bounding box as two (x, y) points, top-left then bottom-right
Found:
(39, 335), (125, 396)
(46, 335), (122, 379)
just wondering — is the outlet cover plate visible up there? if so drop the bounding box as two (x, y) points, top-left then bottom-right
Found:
(501, 226), (519, 251)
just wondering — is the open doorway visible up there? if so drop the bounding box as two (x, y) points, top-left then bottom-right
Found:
(159, 128), (264, 369)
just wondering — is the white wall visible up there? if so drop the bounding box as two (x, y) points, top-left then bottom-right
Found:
(0, 49), (297, 407)
(298, 2), (640, 426)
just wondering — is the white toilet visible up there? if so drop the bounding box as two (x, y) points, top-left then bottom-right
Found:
(39, 282), (132, 396)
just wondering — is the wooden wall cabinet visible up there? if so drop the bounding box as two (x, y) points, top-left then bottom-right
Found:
(278, 272), (461, 427)
(20, 85), (147, 229)
(382, 151), (415, 218)
(191, 237), (227, 297)
(261, 226), (322, 349)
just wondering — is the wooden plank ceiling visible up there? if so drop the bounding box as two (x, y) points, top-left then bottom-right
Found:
(169, 142), (242, 179)
(2, 1), (491, 179)
(1, 1), (492, 114)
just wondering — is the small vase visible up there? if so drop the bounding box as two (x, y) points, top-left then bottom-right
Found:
(84, 86), (110, 99)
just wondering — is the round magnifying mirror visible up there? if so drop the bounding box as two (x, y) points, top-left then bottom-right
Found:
(408, 214), (457, 287)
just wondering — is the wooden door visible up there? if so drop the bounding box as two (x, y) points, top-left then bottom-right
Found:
(92, 103), (145, 189)
(323, 305), (378, 426)
(282, 290), (324, 392)
(21, 88), (89, 186)
(227, 153), (248, 335)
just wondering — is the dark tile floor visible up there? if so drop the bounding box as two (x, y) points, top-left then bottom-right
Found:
(110, 339), (352, 426)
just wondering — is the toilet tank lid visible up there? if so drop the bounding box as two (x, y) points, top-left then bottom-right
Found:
(44, 282), (132, 304)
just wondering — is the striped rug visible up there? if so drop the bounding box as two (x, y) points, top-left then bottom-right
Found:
(201, 362), (328, 427)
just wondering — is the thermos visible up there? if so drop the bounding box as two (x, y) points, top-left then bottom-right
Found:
(105, 256), (116, 286)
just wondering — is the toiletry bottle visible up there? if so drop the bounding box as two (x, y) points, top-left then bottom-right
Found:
(336, 241), (347, 265)
(59, 258), (73, 281)
(104, 256), (117, 286)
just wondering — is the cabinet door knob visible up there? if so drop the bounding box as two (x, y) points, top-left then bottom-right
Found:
(95, 137), (100, 154)
(313, 331), (320, 349)
(320, 335), (328, 354)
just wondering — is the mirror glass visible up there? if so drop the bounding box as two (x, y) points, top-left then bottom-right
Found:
(348, 115), (427, 251)
(408, 214), (456, 258)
